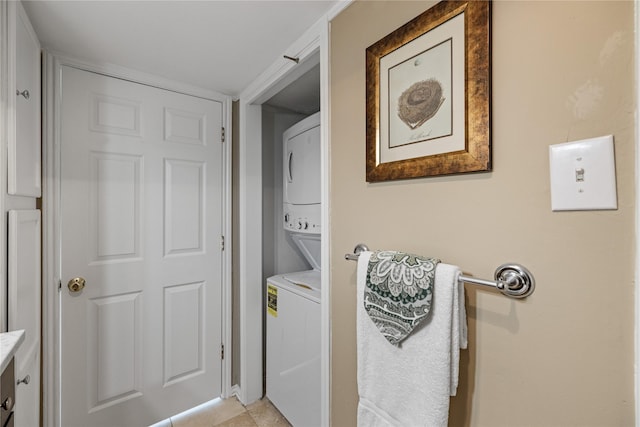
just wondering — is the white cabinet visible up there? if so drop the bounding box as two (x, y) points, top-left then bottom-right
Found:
(8, 210), (40, 427)
(11, 3), (41, 197)
(1, 1), (42, 426)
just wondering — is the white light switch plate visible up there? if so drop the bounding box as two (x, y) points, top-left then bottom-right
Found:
(549, 135), (617, 211)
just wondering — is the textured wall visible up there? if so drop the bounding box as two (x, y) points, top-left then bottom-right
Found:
(330, 1), (636, 425)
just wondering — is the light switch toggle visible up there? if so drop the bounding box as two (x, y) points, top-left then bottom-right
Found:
(549, 135), (617, 211)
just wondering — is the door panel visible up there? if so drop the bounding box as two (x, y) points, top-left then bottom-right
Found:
(164, 159), (205, 255)
(60, 66), (223, 427)
(163, 282), (205, 385)
(87, 291), (143, 410)
(90, 152), (143, 262)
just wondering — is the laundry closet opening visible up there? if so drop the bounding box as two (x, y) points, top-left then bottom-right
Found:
(261, 53), (322, 426)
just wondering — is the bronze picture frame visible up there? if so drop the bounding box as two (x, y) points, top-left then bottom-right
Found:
(366, 1), (491, 182)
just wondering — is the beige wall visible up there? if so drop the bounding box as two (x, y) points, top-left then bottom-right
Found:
(330, 1), (636, 426)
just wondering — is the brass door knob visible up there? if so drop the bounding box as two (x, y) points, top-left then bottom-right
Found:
(68, 277), (86, 293)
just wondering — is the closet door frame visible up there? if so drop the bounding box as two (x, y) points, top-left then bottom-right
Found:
(635, 5), (640, 426)
(0, 0), (11, 334)
(236, 3), (350, 426)
(41, 52), (233, 427)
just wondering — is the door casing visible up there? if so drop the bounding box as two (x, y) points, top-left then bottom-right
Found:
(237, 36), (326, 405)
(236, 3), (350, 424)
(41, 52), (233, 427)
(634, 2), (640, 425)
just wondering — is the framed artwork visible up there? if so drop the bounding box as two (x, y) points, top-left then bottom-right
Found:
(366, 1), (491, 182)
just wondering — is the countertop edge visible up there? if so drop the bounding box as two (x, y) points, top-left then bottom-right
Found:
(1, 329), (26, 373)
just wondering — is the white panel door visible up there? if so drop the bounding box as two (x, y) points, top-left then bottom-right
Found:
(8, 209), (41, 427)
(59, 66), (224, 427)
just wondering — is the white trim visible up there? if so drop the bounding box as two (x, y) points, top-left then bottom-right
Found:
(230, 383), (241, 399)
(318, 14), (331, 427)
(327, 0), (352, 21)
(222, 95), (234, 400)
(240, 22), (323, 105)
(237, 19), (326, 405)
(236, 8), (345, 426)
(237, 20), (326, 403)
(6, 0), (16, 201)
(635, 1), (639, 424)
(42, 50), (61, 427)
(237, 99), (263, 405)
(45, 50), (227, 102)
(41, 52), (233, 427)
(0, 0), (11, 333)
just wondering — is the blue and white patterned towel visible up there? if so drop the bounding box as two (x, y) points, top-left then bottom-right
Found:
(364, 250), (440, 346)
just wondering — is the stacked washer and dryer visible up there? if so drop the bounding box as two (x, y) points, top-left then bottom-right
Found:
(266, 112), (321, 427)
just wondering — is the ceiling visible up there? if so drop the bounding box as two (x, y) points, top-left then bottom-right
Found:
(264, 55), (320, 114)
(22, 0), (340, 97)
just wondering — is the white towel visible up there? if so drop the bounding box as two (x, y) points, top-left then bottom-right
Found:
(357, 251), (467, 427)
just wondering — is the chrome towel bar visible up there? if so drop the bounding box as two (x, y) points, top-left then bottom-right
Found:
(345, 243), (535, 299)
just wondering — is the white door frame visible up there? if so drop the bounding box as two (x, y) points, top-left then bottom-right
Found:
(236, 3), (349, 425)
(0, 0), (12, 334)
(635, 1), (640, 425)
(236, 16), (326, 410)
(41, 52), (233, 427)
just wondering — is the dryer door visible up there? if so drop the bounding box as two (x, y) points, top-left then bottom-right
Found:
(284, 122), (320, 206)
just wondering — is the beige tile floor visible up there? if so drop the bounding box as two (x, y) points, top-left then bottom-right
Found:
(152, 397), (292, 427)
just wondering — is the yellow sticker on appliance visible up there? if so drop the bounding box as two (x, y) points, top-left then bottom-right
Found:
(267, 284), (277, 317)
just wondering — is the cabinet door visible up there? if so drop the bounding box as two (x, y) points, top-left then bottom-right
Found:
(0, 358), (15, 427)
(9, 3), (41, 197)
(8, 210), (41, 427)
(14, 351), (38, 427)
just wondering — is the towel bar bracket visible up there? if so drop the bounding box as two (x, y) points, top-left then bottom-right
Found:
(494, 263), (535, 298)
(344, 243), (369, 261)
(345, 245), (535, 299)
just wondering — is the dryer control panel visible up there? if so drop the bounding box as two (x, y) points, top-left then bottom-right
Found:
(283, 203), (321, 234)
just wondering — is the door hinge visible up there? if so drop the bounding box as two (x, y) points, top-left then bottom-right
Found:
(221, 127), (225, 143)
(220, 235), (225, 251)
(221, 344), (225, 360)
